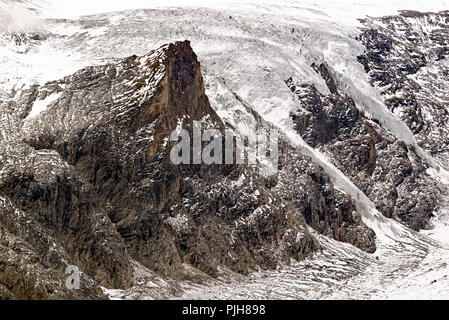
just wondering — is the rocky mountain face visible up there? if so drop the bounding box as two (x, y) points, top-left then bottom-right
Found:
(287, 61), (442, 231)
(0, 40), (376, 299)
(1, 0), (449, 300)
(357, 11), (449, 166)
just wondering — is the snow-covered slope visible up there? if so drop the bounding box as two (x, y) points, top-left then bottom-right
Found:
(1, 0), (449, 299)
(15, 0), (449, 22)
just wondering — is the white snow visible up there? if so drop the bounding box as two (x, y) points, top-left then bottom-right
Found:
(0, 1), (45, 34)
(3, 0), (449, 300)
(25, 92), (61, 119)
(20, 0), (449, 23)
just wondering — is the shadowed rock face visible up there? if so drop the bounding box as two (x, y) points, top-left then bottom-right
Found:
(0, 40), (377, 299)
(287, 62), (442, 231)
(352, 11), (449, 229)
(357, 11), (449, 165)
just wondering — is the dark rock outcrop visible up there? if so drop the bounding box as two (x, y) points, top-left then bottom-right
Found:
(0, 40), (378, 299)
(356, 11), (449, 165)
(286, 62), (442, 231)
